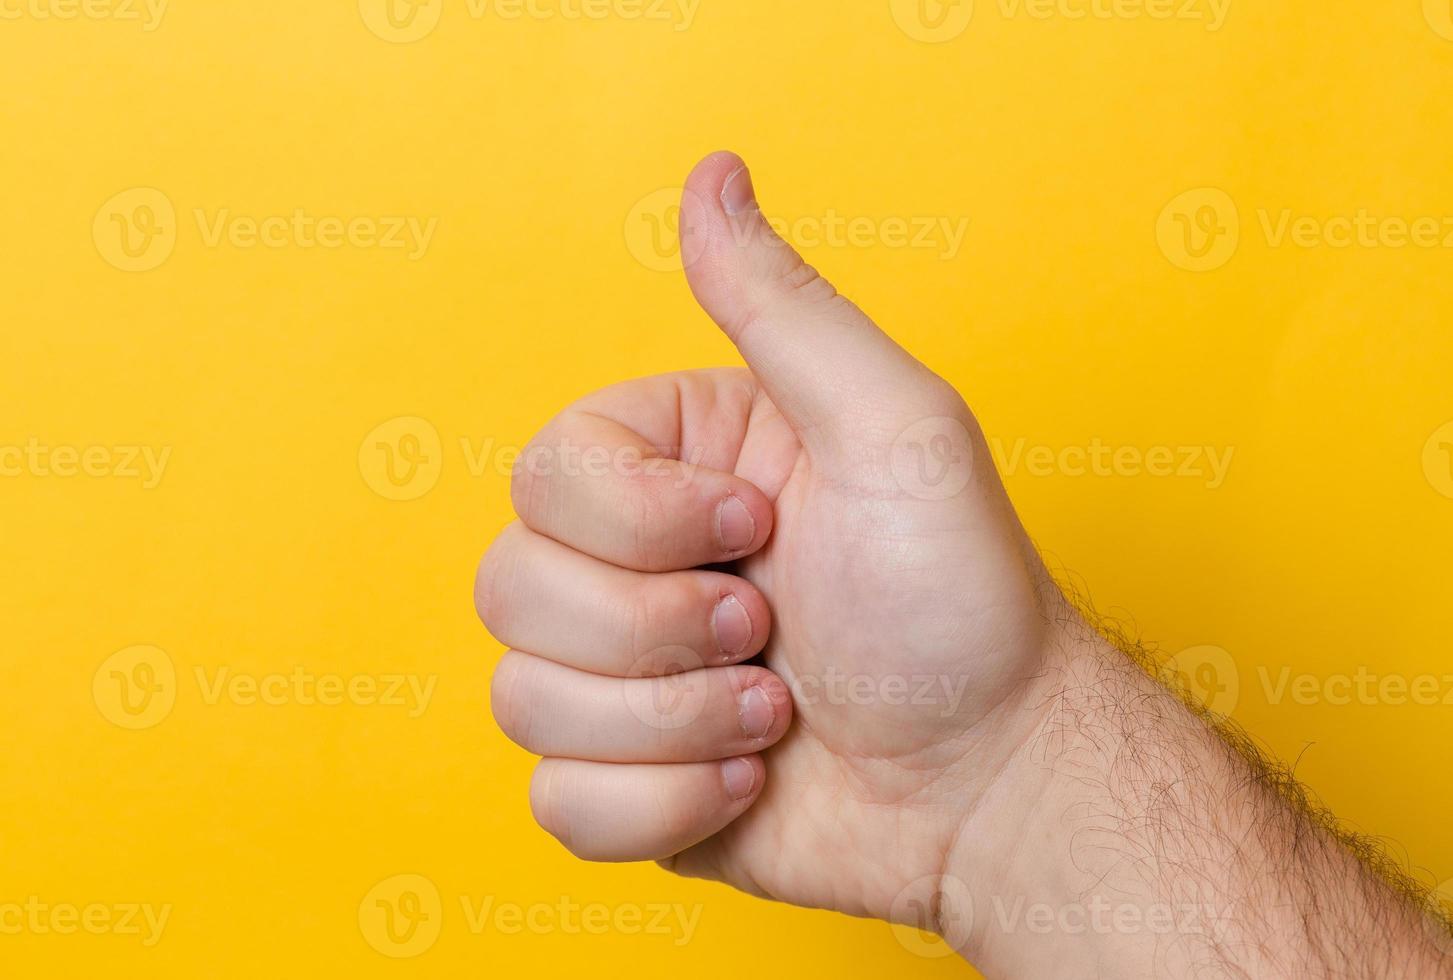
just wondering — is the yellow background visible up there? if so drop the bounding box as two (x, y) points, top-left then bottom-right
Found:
(3, 1), (1452, 975)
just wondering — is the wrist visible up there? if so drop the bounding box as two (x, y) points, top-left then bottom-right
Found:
(927, 615), (1453, 979)
(927, 621), (1229, 976)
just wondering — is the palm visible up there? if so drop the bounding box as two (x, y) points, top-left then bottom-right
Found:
(659, 369), (1053, 919)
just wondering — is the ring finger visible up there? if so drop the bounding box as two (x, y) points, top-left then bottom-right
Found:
(490, 650), (793, 764)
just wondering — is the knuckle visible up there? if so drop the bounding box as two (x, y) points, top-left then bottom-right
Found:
(474, 524), (521, 638)
(653, 781), (698, 844)
(628, 576), (711, 676)
(529, 761), (580, 854)
(917, 376), (975, 425)
(776, 259), (835, 302)
(652, 572), (703, 630)
(623, 484), (665, 569)
(508, 458), (535, 523)
(489, 651), (534, 749)
(622, 580), (661, 673)
(734, 259), (833, 343)
(509, 431), (557, 531)
(473, 559), (499, 634)
(674, 573), (716, 620)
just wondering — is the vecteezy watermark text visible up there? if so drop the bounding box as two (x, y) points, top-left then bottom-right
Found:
(624, 186), (970, 272)
(359, 418), (718, 501)
(93, 646), (438, 730)
(94, 188), (438, 272)
(992, 437), (1233, 489)
(1258, 665), (1453, 707)
(359, 0), (702, 43)
(889, 0), (1229, 44)
(1158, 187), (1453, 272)
(0, 898), (171, 947)
(358, 874), (703, 958)
(791, 667), (970, 716)
(193, 666), (436, 717)
(0, 440), (170, 488)
(0, 0), (168, 30)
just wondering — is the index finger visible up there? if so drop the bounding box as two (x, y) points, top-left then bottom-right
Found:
(510, 371), (775, 572)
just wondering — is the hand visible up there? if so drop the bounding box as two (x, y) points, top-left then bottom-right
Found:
(474, 150), (1066, 925)
(476, 155), (1453, 978)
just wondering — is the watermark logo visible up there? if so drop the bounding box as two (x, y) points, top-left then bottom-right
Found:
(891, 417), (976, 501)
(0, 0), (168, 30)
(94, 188), (176, 273)
(359, 417), (444, 501)
(360, 874), (442, 958)
(625, 646), (712, 731)
(1434, 878), (1453, 919)
(359, 0), (444, 41)
(1422, 420), (1453, 499)
(1165, 644), (1239, 716)
(887, 874), (974, 958)
(1426, 0), (1453, 41)
(1157, 187), (1239, 272)
(624, 186), (707, 273)
(890, 0), (974, 42)
(93, 646), (177, 730)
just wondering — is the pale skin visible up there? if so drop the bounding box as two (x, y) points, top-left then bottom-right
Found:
(475, 151), (1453, 978)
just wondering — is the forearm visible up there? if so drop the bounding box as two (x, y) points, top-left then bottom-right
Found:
(940, 624), (1453, 979)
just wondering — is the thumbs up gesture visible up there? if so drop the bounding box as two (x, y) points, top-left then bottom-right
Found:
(476, 152), (1066, 925)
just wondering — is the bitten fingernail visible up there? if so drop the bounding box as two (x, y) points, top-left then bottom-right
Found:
(713, 595), (753, 659)
(716, 495), (755, 554)
(722, 757), (757, 800)
(738, 686), (775, 739)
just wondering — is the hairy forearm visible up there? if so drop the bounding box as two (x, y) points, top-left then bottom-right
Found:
(938, 622), (1453, 979)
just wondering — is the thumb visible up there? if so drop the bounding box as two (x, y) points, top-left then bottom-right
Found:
(679, 151), (941, 454)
